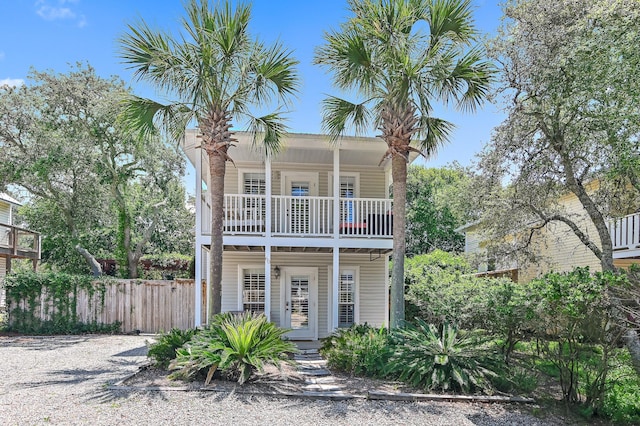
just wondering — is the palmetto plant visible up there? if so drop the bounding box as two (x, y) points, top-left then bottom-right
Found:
(314, 0), (493, 328)
(118, 0), (300, 319)
(387, 320), (496, 393)
(320, 323), (391, 377)
(170, 312), (297, 385)
(147, 328), (198, 369)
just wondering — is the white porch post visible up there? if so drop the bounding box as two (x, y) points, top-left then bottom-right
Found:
(332, 148), (340, 330)
(264, 156), (272, 320)
(384, 253), (390, 328)
(194, 142), (203, 327)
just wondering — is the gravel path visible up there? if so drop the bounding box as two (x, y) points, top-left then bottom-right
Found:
(0, 335), (571, 425)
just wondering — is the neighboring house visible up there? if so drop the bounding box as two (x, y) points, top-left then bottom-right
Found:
(0, 193), (41, 308)
(182, 130), (407, 340)
(457, 190), (640, 282)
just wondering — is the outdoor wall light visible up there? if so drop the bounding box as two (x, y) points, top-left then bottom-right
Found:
(274, 265), (280, 279)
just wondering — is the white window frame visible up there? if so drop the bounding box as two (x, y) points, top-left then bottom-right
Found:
(280, 171), (319, 196)
(327, 265), (360, 331)
(328, 172), (360, 198)
(237, 264), (266, 313)
(238, 168), (266, 195)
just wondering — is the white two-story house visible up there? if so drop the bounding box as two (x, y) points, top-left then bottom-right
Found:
(182, 130), (400, 340)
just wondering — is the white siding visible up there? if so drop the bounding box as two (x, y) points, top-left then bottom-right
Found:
(220, 252), (387, 338)
(226, 163), (387, 198)
(0, 202), (10, 225)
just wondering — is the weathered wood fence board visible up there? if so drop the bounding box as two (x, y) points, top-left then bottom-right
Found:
(8, 279), (207, 334)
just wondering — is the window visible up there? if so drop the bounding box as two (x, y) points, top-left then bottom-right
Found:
(339, 176), (356, 198)
(242, 269), (265, 313)
(243, 173), (265, 195)
(338, 269), (355, 327)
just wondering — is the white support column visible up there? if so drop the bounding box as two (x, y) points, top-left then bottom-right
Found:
(194, 246), (202, 327)
(264, 155), (272, 321)
(194, 143), (203, 327)
(265, 155), (272, 239)
(265, 244), (272, 321)
(384, 253), (390, 328)
(332, 147), (340, 330)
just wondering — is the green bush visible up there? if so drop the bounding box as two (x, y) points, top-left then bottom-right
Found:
(320, 324), (391, 377)
(148, 328), (197, 369)
(601, 350), (640, 424)
(528, 268), (626, 407)
(170, 312), (297, 385)
(406, 252), (499, 328)
(387, 320), (498, 393)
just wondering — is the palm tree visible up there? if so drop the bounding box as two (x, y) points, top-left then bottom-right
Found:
(118, 0), (299, 320)
(314, 0), (493, 328)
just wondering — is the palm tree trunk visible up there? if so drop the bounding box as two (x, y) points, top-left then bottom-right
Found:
(390, 154), (407, 329)
(208, 152), (226, 321)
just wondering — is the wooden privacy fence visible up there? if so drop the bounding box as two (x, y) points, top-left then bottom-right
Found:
(8, 279), (206, 334)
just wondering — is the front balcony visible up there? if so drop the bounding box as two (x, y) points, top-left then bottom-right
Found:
(200, 194), (393, 239)
(609, 212), (640, 259)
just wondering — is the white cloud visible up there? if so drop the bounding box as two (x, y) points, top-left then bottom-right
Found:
(0, 78), (25, 87)
(34, 0), (86, 27)
(36, 4), (75, 20)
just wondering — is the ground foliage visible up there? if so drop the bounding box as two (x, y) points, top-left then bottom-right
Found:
(169, 312), (297, 385)
(324, 252), (639, 422)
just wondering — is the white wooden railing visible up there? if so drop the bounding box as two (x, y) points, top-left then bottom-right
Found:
(609, 212), (640, 252)
(224, 194), (266, 234)
(199, 194), (393, 238)
(273, 195), (333, 236)
(336, 197), (393, 236)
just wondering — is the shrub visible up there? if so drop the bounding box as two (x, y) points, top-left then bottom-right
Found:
(170, 312), (297, 384)
(387, 320), (497, 393)
(147, 328), (197, 369)
(601, 350), (640, 424)
(405, 251), (519, 333)
(320, 324), (391, 377)
(529, 268), (629, 412)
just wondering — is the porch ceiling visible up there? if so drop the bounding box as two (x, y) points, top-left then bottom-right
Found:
(209, 244), (392, 255)
(204, 244), (393, 256)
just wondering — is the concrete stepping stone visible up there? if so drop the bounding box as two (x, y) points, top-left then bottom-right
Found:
(299, 368), (331, 377)
(304, 377), (336, 384)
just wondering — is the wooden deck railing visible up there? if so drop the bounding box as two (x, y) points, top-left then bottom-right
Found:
(0, 223), (40, 260)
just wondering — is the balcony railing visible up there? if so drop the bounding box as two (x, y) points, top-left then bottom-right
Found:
(609, 212), (640, 252)
(200, 194), (393, 238)
(0, 224), (40, 259)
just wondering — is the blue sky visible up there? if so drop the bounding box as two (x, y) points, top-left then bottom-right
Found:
(1, 0), (505, 170)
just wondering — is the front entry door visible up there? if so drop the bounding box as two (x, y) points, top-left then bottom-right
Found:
(282, 267), (318, 340)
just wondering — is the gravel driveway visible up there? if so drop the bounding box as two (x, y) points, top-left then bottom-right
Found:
(0, 335), (570, 425)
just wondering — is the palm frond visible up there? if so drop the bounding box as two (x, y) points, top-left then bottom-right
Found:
(246, 112), (289, 157)
(427, 0), (476, 44)
(416, 116), (455, 157)
(249, 41), (300, 105)
(315, 28), (377, 95)
(119, 95), (193, 143)
(320, 96), (373, 142)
